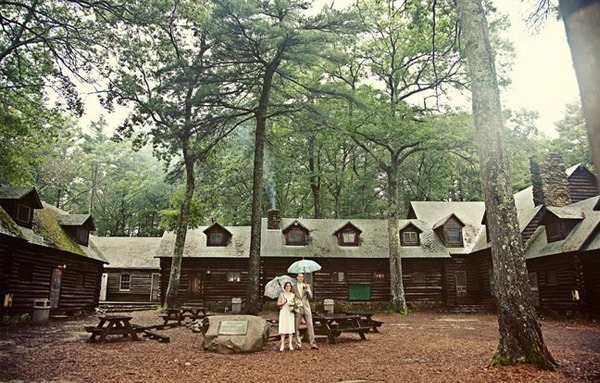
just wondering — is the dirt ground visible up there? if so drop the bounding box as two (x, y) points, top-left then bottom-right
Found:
(0, 310), (599, 383)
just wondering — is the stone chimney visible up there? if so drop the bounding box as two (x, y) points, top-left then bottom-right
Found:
(267, 209), (281, 230)
(530, 157), (544, 206)
(540, 153), (571, 207)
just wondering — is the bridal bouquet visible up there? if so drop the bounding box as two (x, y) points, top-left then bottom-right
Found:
(290, 297), (303, 313)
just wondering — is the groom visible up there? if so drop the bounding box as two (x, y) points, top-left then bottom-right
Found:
(292, 273), (318, 350)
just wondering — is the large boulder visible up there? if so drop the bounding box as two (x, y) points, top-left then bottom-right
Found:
(202, 315), (269, 354)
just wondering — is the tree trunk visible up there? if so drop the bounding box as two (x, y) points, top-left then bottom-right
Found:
(456, 0), (556, 369)
(387, 159), (407, 314)
(165, 141), (194, 309)
(308, 135), (321, 219)
(246, 62), (279, 315)
(558, 0), (600, 181)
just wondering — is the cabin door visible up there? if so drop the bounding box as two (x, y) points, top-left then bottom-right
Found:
(49, 268), (63, 308)
(99, 273), (108, 301)
(150, 273), (160, 301)
(188, 272), (205, 301)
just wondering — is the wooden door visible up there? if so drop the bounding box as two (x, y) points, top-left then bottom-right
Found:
(188, 272), (205, 301)
(49, 268), (63, 308)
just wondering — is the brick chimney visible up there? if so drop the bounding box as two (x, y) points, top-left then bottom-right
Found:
(267, 209), (281, 230)
(540, 153), (571, 207)
(530, 157), (544, 206)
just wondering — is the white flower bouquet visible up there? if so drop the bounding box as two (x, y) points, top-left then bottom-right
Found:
(290, 297), (303, 313)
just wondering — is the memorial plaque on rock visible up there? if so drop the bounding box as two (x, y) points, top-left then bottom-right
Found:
(218, 320), (249, 335)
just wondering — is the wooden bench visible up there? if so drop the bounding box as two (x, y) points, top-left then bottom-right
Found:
(132, 324), (170, 343)
(346, 311), (384, 333)
(331, 326), (371, 340)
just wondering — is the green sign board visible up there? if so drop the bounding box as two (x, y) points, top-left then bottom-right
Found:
(349, 284), (371, 301)
(218, 320), (249, 336)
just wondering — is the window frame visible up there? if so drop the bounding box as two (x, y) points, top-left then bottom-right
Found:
(285, 227), (307, 246)
(546, 221), (566, 242)
(16, 204), (31, 224)
(207, 231), (227, 247)
(119, 274), (131, 291)
(401, 230), (420, 246)
(445, 227), (463, 247)
(227, 271), (241, 283)
(338, 229), (359, 246)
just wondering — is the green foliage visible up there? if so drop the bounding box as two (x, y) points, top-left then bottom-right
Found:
(551, 100), (592, 170)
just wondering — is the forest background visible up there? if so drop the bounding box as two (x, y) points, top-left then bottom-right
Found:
(0, 0), (590, 238)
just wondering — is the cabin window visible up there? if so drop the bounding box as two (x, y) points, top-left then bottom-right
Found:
(77, 227), (89, 245)
(331, 272), (345, 282)
(338, 230), (359, 246)
(120, 274), (131, 291)
(16, 204), (31, 224)
(529, 272), (540, 307)
(546, 221), (566, 242)
(412, 271), (426, 283)
(227, 272), (241, 283)
(401, 230), (420, 246)
(76, 273), (85, 288)
(546, 270), (558, 286)
(285, 228), (307, 246)
(455, 271), (467, 297)
(19, 263), (34, 282)
(208, 232), (226, 246)
(445, 227), (463, 246)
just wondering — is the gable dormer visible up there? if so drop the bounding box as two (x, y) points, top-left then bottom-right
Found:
(0, 187), (43, 229)
(57, 214), (95, 246)
(539, 207), (583, 243)
(333, 222), (362, 247)
(203, 223), (232, 247)
(400, 222), (422, 246)
(433, 214), (464, 247)
(282, 220), (309, 246)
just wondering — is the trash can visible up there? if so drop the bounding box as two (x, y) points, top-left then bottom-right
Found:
(231, 297), (242, 314)
(32, 299), (51, 322)
(324, 299), (334, 314)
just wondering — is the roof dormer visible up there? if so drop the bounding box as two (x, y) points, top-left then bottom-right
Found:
(433, 214), (464, 247)
(539, 207), (583, 243)
(400, 222), (423, 246)
(0, 187), (43, 229)
(333, 222), (362, 247)
(282, 220), (310, 246)
(57, 214), (95, 246)
(203, 223), (232, 247)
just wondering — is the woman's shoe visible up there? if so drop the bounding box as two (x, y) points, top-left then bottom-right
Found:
(289, 345), (294, 351)
(279, 345), (284, 352)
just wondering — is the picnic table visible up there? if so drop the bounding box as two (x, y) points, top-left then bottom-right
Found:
(85, 315), (139, 342)
(160, 306), (211, 325)
(312, 313), (371, 344)
(346, 311), (384, 333)
(180, 306), (209, 320)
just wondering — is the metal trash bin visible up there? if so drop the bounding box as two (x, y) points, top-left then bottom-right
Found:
(231, 297), (243, 314)
(324, 299), (334, 314)
(32, 299), (51, 322)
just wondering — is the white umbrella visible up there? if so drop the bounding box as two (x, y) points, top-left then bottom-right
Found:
(287, 259), (322, 274)
(263, 275), (296, 299)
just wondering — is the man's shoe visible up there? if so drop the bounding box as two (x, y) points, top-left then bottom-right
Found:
(311, 345), (319, 350)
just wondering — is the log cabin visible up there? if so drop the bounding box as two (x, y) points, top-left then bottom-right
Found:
(155, 157), (598, 317)
(91, 236), (161, 304)
(0, 187), (106, 320)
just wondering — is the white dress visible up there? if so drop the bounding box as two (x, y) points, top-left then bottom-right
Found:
(278, 291), (296, 335)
